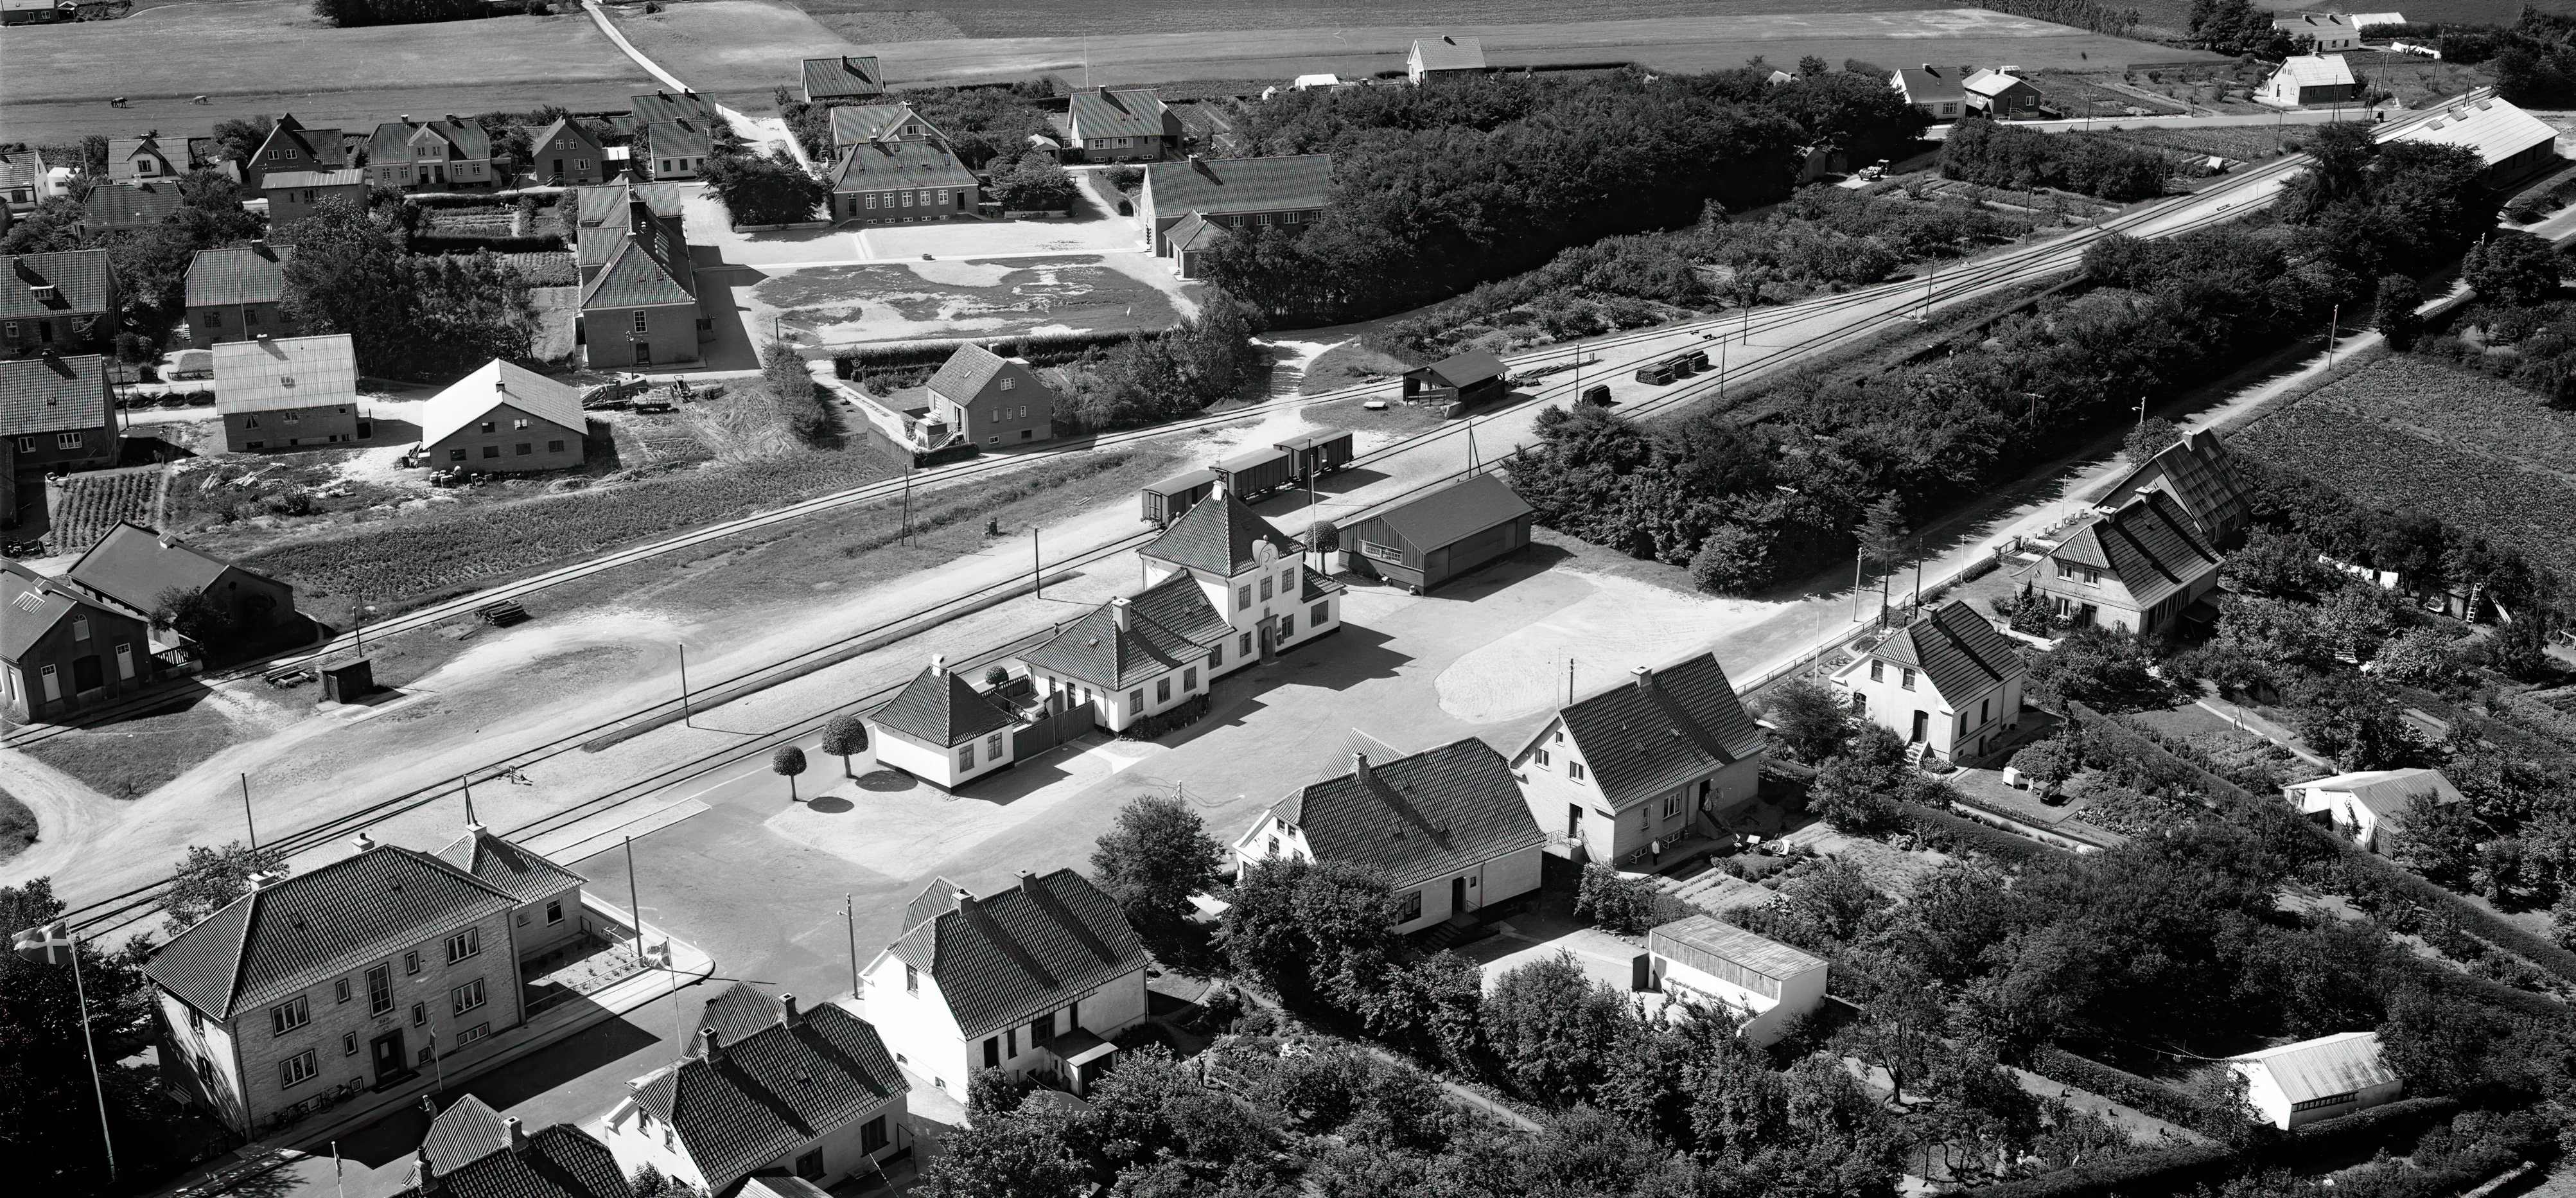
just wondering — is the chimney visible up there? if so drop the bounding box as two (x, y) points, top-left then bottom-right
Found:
(929, 652), (947, 677)
(412, 1145), (432, 1185)
(250, 868), (288, 890)
(954, 887), (974, 906)
(1633, 665), (1653, 691)
(352, 831), (376, 852)
(250, 237), (268, 255)
(1353, 751), (1371, 781)
(1111, 597), (1132, 631)
(400, 114), (411, 123)
(780, 993), (799, 1025)
(504, 1116), (525, 1154)
(698, 1026), (721, 1060)
(1017, 868), (1039, 894)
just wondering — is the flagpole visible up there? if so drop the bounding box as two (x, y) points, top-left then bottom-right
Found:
(69, 930), (118, 1184)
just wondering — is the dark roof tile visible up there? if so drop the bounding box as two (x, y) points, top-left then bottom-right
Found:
(1548, 654), (1765, 808)
(631, 1003), (905, 1192)
(405, 1122), (635, 1198)
(2, 250), (116, 320)
(1143, 154), (1331, 221)
(185, 243), (294, 308)
(1278, 738), (1543, 886)
(870, 662), (1018, 747)
(0, 352), (110, 439)
(1139, 486), (1299, 577)
(887, 869), (1145, 1039)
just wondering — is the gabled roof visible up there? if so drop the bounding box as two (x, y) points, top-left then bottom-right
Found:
(2048, 490), (2220, 610)
(109, 134), (183, 173)
(2386, 95), (2557, 168)
(1356, 472), (1529, 550)
(572, 181), (683, 227)
(213, 334), (357, 415)
(82, 181), (183, 230)
(2270, 54), (2357, 88)
(1125, 567), (1233, 648)
(435, 825), (586, 904)
(1273, 738), (1543, 886)
(888, 869), (1148, 1039)
(1962, 69), (2030, 98)
(256, 116), (348, 170)
(530, 117), (604, 155)
(371, 118), (492, 163)
(2229, 1031), (2398, 1105)
(1410, 348), (1508, 390)
(1410, 35), (1486, 71)
(1139, 484), (1300, 577)
(578, 235), (695, 310)
(0, 352), (110, 439)
(2347, 12), (2407, 31)
(421, 1094), (513, 1175)
(802, 55), (886, 100)
(1023, 583), (1216, 692)
(1649, 913), (1828, 982)
(1, 560), (134, 662)
(66, 522), (257, 614)
(143, 842), (520, 1019)
(1067, 89), (1170, 141)
(2103, 428), (2252, 543)
(629, 90), (714, 128)
(1893, 67), (1964, 105)
(3, 250), (116, 319)
(826, 139), (978, 194)
(1164, 211), (1229, 253)
(828, 104), (937, 147)
(2290, 768), (2463, 820)
(185, 243), (294, 308)
(0, 149), (47, 193)
(405, 1122), (635, 1198)
(1143, 154), (1333, 220)
(263, 168), (367, 191)
(1541, 653), (1766, 807)
(630, 1001), (905, 1192)
(870, 660), (1019, 748)
(418, 360), (587, 447)
(2274, 12), (2356, 33)
(644, 118), (712, 159)
(925, 342), (1008, 403)
(1869, 601), (2022, 707)
(694, 981), (793, 1049)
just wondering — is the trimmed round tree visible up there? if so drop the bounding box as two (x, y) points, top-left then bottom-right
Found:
(772, 745), (808, 802)
(819, 714), (868, 778)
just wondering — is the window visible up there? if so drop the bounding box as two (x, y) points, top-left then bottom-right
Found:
(482, 445), (500, 459)
(905, 964), (918, 995)
(1900, 668), (1916, 691)
(513, 418), (530, 430)
(985, 732), (1003, 759)
(1127, 689), (1143, 712)
(419, 1046), (435, 1066)
(958, 741), (976, 771)
(1237, 585), (1250, 610)
(480, 421), (496, 434)
(451, 977), (486, 1015)
(405, 950), (421, 975)
(1209, 643), (1222, 668)
(1979, 697), (1991, 725)
(244, 414), (260, 429)
(1662, 793), (1681, 819)
(1267, 836), (1281, 857)
(446, 928), (480, 963)
(1182, 666), (1197, 691)
(1869, 660), (1884, 682)
(865, 193), (878, 209)
(412, 1001), (429, 1026)
(984, 1037), (1001, 1067)
(1281, 614), (1295, 639)
(1536, 748), (1551, 766)
(279, 1050), (318, 1089)
(999, 376), (1014, 391)
(455, 1023), (489, 1047)
(2082, 567), (2100, 586)
(1240, 633), (1252, 656)
(270, 996), (310, 1036)
(245, 308), (260, 326)
(1157, 678), (1171, 703)
(547, 899), (563, 924)
(56, 432), (82, 450)
(1399, 891), (1423, 921)
(1311, 602), (1328, 627)
(577, 158), (589, 170)
(902, 192), (914, 207)
(514, 443), (532, 455)
(71, 616), (88, 642)
(631, 311), (649, 334)
(1570, 762), (1588, 782)
(368, 964), (393, 1014)
(796, 1149), (826, 1181)
(548, 439), (566, 453)
(335, 978), (351, 1004)
(344, 1032), (358, 1055)
(516, 912), (529, 926)
(1006, 1028), (1017, 1057)
(1259, 576), (1273, 601)
(862, 1114), (889, 1154)
(448, 448), (466, 462)
(2056, 561), (2075, 579)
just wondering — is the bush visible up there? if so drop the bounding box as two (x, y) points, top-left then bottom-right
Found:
(988, 155), (1077, 212)
(704, 152), (827, 227)
(2028, 1046), (2198, 1125)
(1572, 863), (1663, 935)
(1941, 118), (2173, 202)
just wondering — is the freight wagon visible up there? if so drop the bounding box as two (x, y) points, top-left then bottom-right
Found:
(1139, 431), (1357, 524)
(1141, 468), (1218, 525)
(1274, 430), (1354, 480)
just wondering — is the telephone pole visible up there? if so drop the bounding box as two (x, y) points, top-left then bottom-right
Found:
(240, 774), (258, 849)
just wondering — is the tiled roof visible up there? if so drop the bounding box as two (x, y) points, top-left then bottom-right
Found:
(2291, 768), (2463, 820)
(0, 150), (45, 194)
(1894, 67), (1965, 105)
(1278, 738), (1543, 887)
(644, 118), (712, 160)
(629, 91), (715, 128)
(888, 869), (1147, 1039)
(694, 981), (793, 1048)
(870, 661), (1019, 748)
(1870, 600), (2021, 707)
(1068, 89), (1169, 141)
(421, 1094), (513, 1175)
(1164, 211), (1228, 252)
(1299, 563), (1344, 603)
(405, 1123), (635, 1198)
(2049, 491), (2220, 611)
(109, 135), (182, 174)
(0, 352), (110, 439)
(1139, 484), (1299, 577)
(1126, 568), (1232, 647)
(1410, 35), (1486, 71)
(2229, 1032), (2398, 1106)
(419, 360), (587, 448)
(925, 342), (1007, 404)
(2103, 428), (2251, 545)
(1023, 584), (1216, 692)
(65, 522), (247, 614)
(213, 334), (356, 416)
(82, 181), (183, 230)
(577, 236), (695, 310)
(630, 1003), (906, 1192)
(3, 250), (116, 319)
(185, 243), (294, 308)
(143, 843), (519, 1019)
(828, 104), (934, 146)
(1550, 653), (1766, 808)
(1, 560), (127, 662)
(737, 1177), (834, 1198)
(257, 115), (349, 171)
(530, 118), (603, 157)
(575, 225), (629, 271)
(371, 118), (492, 164)
(1648, 914), (1828, 982)
(827, 139), (978, 195)
(1143, 154), (1332, 221)
(263, 168), (367, 190)
(802, 55), (886, 100)
(1356, 472), (1528, 551)
(434, 825), (585, 904)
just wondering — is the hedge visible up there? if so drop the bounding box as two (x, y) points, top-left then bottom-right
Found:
(1897, 801), (2056, 864)
(408, 233), (570, 254)
(1965, 1141), (2238, 1198)
(834, 329), (1143, 374)
(2027, 1046), (2198, 1125)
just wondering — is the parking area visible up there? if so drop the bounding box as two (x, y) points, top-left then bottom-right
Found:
(679, 171), (1151, 267)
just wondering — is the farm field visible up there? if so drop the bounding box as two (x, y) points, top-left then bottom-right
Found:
(2227, 355), (2576, 572)
(747, 255), (1187, 347)
(48, 467), (163, 553)
(794, 0), (1947, 39)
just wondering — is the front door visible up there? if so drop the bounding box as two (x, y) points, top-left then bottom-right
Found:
(370, 1030), (407, 1085)
(1257, 618), (1274, 658)
(1568, 804), (1582, 838)
(1450, 876), (1468, 916)
(550, 157), (564, 181)
(635, 341), (652, 366)
(1909, 710), (1929, 743)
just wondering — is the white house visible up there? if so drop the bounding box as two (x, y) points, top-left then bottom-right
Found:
(2275, 12), (2363, 52)
(1408, 35), (1485, 84)
(865, 654), (1022, 789)
(2284, 768), (2464, 855)
(859, 870), (1149, 1100)
(2258, 55), (2363, 109)
(1021, 586), (1218, 735)
(1141, 483), (1341, 664)
(2225, 1031), (2401, 1129)
(1642, 915), (1829, 1046)
(1507, 654), (1768, 868)
(600, 987), (908, 1194)
(1234, 739), (1546, 935)
(1831, 600), (2025, 765)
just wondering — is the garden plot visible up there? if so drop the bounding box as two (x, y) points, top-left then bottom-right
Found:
(751, 255), (1186, 347)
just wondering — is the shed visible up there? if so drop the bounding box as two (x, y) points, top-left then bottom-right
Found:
(1644, 914), (1829, 1044)
(2385, 96), (2563, 186)
(2226, 1032), (2401, 1129)
(1338, 473), (1533, 593)
(1401, 349), (1508, 408)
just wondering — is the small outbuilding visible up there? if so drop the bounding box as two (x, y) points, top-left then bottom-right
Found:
(66, 520), (297, 633)
(866, 653), (1022, 789)
(213, 333), (362, 452)
(1338, 473), (1533, 593)
(1643, 915), (1829, 1045)
(2283, 768), (2463, 856)
(419, 360), (587, 473)
(1400, 348), (1509, 409)
(1963, 68), (2044, 119)
(2225, 1031), (2401, 1130)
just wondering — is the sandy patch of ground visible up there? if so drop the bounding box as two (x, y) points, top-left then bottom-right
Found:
(1435, 568), (1775, 723)
(764, 734), (1164, 874)
(751, 254), (1185, 346)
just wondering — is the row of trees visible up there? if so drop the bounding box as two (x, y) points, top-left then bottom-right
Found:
(310, 0), (546, 26)
(1939, 119), (2175, 202)
(1053, 292), (1266, 432)
(277, 200), (538, 378)
(2408, 9), (2576, 107)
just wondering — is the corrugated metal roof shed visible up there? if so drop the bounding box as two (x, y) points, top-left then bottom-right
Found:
(2229, 1031), (2398, 1105)
(2387, 96), (2557, 166)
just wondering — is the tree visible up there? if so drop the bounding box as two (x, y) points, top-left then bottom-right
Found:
(1091, 794), (1222, 928)
(2480, 612), (2559, 682)
(1807, 724), (1914, 834)
(2462, 230), (2563, 308)
(2027, 625), (2169, 711)
(209, 116), (274, 172)
(987, 155), (1077, 213)
(1856, 492), (1909, 609)
(1360, 951), (1485, 1071)
(1760, 677), (1853, 763)
(1798, 55), (1830, 77)
(916, 1101), (1087, 1198)
(1573, 863), (1663, 935)
(2010, 737), (2080, 797)
(818, 714), (868, 778)
(2393, 792), (2487, 888)
(150, 585), (233, 651)
(703, 151), (826, 227)
(629, 1166), (707, 1198)
(163, 842), (283, 935)
(277, 200), (530, 376)
(2121, 416), (2180, 465)
(2376, 273), (2425, 350)
(3, 879), (155, 1196)
(1482, 951), (1638, 1107)
(2295, 675), (2428, 771)
(771, 746), (807, 802)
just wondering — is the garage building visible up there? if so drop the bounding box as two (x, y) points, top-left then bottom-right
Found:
(1401, 348), (1508, 409)
(1339, 472), (1533, 593)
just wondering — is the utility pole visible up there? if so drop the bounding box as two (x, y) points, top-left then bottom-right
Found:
(240, 774), (258, 849)
(1566, 657), (1575, 705)
(677, 644), (693, 728)
(1912, 534), (1925, 610)
(2134, 394), (2147, 430)
(1466, 418), (1480, 473)
(1853, 545), (1866, 619)
(1716, 335), (1726, 402)
(2324, 303), (2339, 370)
(1031, 528), (1042, 600)
(845, 894), (860, 998)
(901, 462), (913, 545)
(625, 836), (646, 967)
(351, 586), (364, 654)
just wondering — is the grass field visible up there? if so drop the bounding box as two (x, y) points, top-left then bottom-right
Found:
(0, 789), (33, 865)
(20, 696), (241, 800)
(793, 0), (1943, 39)
(2227, 355), (2576, 572)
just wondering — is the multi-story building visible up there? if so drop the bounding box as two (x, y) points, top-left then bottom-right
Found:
(527, 117), (608, 186)
(2096, 428), (2254, 548)
(2015, 489), (2221, 635)
(1062, 88), (1177, 162)
(1, 351), (118, 477)
(213, 333), (364, 452)
(3, 249), (119, 355)
(185, 242), (297, 346)
(827, 139), (980, 225)
(827, 103), (946, 152)
(572, 182), (703, 368)
(1508, 653), (1767, 867)
(367, 117), (494, 189)
(245, 114), (348, 189)
(1406, 35), (1486, 84)
(1137, 154), (1332, 257)
(923, 342), (1055, 449)
(418, 360), (587, 473)
(1832, 600), (2025, 764)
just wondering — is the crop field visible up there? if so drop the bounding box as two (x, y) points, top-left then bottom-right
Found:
(2087, 122), (2313, 163)
(793, 0), (1942, 39)
(2227, 355), (2576, 570)
(751, 256), (1184, 346)
(49, 468), (162, 552)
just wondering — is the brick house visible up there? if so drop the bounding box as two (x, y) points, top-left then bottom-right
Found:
(572, 182), (703, 368)
(528, 118), (608, 186)
(1, 559), (153, 723)
(601, 986), (909, 1195)
(109, 133), (189, 182)
(2096, 428), (2253, 548)
(827, 139), (980, 225)
(80, 180), (182, 234)
(620, 90), (714, 139)
(1, 148), (47, 213)
(1830, 600), (2025, 765)
(186, 242), (297, 346)
(368, 117), (494, 189)
(67, 521), (299, 634)
(802, 55), (886, 103)
(858, 870), (1148, 1099)
(1137, 154), (1331, 256)
(1508, 654), (1767, 867)
(419, 360), (587, 473)
(2015, 489), (2221, 635)
(262, 170), (367, 227)
(213, 333), (362, 452)
(145, 829), (584, 1138)
(3, 249), (119, 356)
(1063, 89), (1177, 162)
(245, 114), (348, 189)
(865, 654), (1023, 789)
(924, 343), (1054, 448)
(1234, 740), (1546, 934)
(401, 1099), (633, 1198)
(641, 118), (712, 181)
(1, 351), (118, 476)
